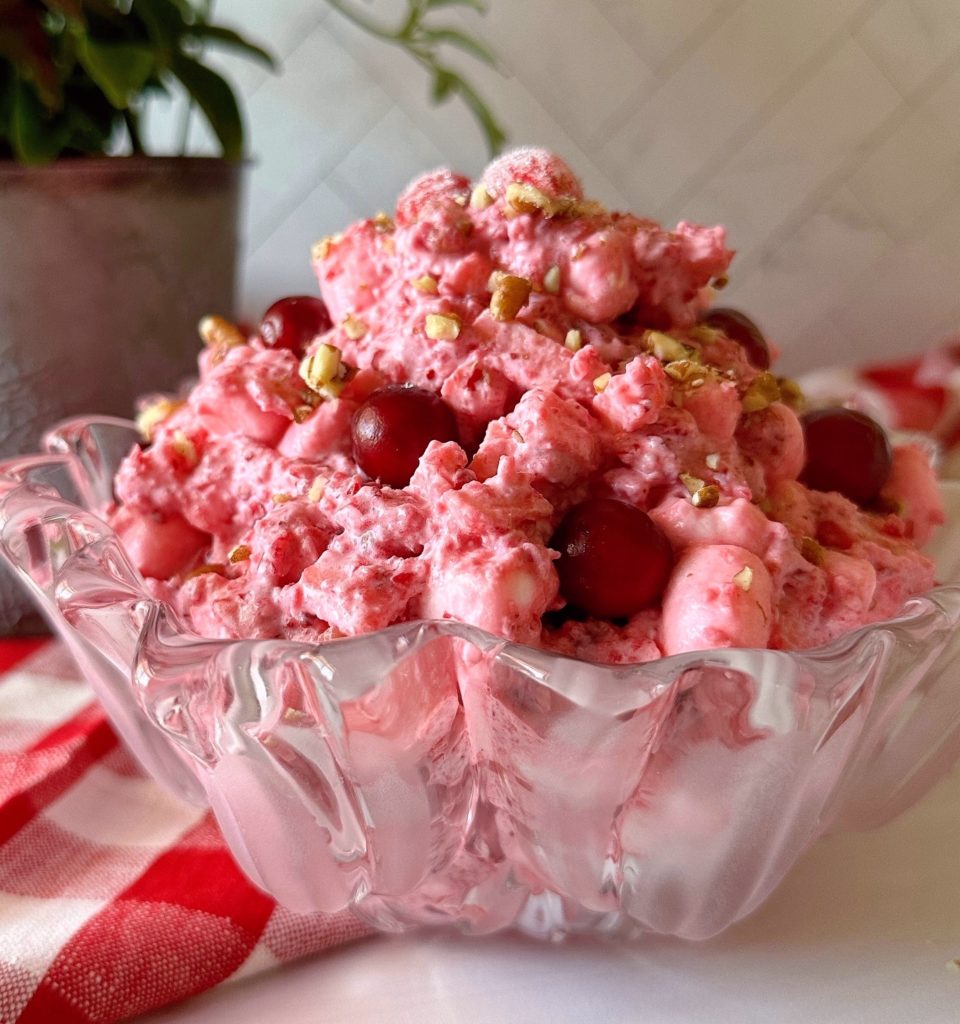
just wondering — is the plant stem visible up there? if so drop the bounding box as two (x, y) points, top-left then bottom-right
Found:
(324, 0), (505, 154)
(323, 0), (396, 41)
(124, 109), (144, 154)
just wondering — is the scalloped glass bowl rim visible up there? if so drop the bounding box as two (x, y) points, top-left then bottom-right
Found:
(2, 413), (957, 704)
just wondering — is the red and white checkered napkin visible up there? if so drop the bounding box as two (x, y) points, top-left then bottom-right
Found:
(0, 639), (370, 1024)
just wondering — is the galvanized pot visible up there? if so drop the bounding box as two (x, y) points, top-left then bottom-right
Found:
(0, 157), (244, 634)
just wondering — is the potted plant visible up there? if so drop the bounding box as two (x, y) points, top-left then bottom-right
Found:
(0, 0), (503, 633)
(0, 0), (278, 632)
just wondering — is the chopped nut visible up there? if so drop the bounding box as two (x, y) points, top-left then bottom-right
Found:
(187, 563), (224, 579)
(564, 329), (584, 352)
(593, 372), (612, 393)
(229, 544), (251, 564)
(425, 312), (462, 341)
(692, 484), (720, 508)
(470, 183), (493, 210)
(342, 313), (367, 341)
(292, 404), (315, 424)
(136, 398), (184, 442)
(308, 476), (328, 502)
(272, 493), (293, 505)
(689, 323), (723, 345)
(512, 429), (525, 444)
(664, 359), (707, 386)
(171, 430), (198, 468)
(680, 472), (706, 495)
(503, 181), (592, 219)
(732, 566), (753, 591)
(300, 343), (346, 399)
(801, 536), (825, 566)
(574, 199), (606, 217)
(712, 274), (729, 290)
(311, 234), (342, 261)
(742, 372), (781, 413)
(198, 314), (245, 350)
(505, 181), (562, 217)
(490, 274), (532, 321)
(282, 706), (311, 725)
(543, 265), (561, 294)
(705, 452), (721, 471)
(645, 330), (690, 363)
(372, 211), (394, 232)
(777, 376), (805, 411)
(411, 274), (438, 294)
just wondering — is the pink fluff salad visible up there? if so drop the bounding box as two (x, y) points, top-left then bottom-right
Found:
(109, 149), (943, 665)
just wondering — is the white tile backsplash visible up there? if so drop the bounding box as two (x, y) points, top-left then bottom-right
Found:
(594, 0), (743, 73)
(679, 39), (902, 263)
(847, 62), (960, 239)
(856, 0), (960, 94)
(174, 0), (960, 373)
(479, 0), (654, 145)
(725, 185), (895, 368)
(599, 0), (868, 212)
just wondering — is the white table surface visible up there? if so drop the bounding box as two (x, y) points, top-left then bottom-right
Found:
(142, 766), (960, 1024)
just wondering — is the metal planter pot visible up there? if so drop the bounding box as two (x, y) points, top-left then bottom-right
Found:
(0, 156), (244, 634)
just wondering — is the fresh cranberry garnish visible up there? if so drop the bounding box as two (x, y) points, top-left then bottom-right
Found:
(800, 407), (892, 505)
(351, 385), (459, 487)
(551, 497), (674, 619)
(258, 296), (332, 354)
(699, 307), (771, 369)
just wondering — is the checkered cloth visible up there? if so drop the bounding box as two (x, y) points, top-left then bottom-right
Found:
(0, 638), (370, 1024)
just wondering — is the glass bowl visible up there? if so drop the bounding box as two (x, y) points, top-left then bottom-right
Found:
(2, 417), (960, 942)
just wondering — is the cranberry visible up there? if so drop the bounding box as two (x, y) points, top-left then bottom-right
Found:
(551, 497), (674, 619)
(699, 307), (771, 369)
(258, 296), (331, 354)
(800, 407), (892, 505)
(351, 385), (459, 487)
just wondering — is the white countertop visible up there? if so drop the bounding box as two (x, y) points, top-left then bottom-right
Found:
(142, 765), (960, 1023)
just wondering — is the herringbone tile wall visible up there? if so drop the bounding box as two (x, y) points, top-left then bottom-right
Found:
(148, 0), (960, 373)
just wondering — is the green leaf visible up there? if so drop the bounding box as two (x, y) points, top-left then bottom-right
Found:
(169, 51), (243, 159)
(431, 67), (455, 102)
(446, 70), (505, 156)
(75, 36), (156, 108)
(187, 24), (276, 69)
(421, 26), (496, 65)
(132, 0), (188, 60)
(10, 76), (72, 163)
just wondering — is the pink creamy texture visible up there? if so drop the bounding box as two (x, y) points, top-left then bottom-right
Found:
(110, 149), (942, 664)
